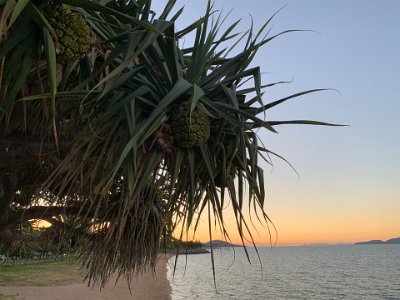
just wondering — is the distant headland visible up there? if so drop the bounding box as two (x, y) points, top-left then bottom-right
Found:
(354, 237), (400, 245)
(203, 240), (240, 248)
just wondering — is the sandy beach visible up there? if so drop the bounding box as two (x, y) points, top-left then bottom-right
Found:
(0, 255), (171, 300)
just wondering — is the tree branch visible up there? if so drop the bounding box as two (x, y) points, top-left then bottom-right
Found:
(0, 206), (79, 230)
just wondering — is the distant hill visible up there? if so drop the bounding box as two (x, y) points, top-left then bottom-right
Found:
(355, 237), (400, 245)
(386, 237), (400, 244)
(203, 240), (240, 248)
(303, 243), (352, 246)
(355, 240), (384, 245)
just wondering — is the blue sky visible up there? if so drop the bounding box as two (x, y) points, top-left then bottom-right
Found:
(159, 1), (400, 244)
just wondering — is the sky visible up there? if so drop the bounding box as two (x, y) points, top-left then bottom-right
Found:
(160, 0), (400, 246)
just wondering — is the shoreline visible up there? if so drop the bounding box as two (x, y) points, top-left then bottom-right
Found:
(0, 255), (172, 300)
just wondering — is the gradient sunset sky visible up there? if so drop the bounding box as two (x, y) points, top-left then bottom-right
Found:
(162, 0), (400, 246)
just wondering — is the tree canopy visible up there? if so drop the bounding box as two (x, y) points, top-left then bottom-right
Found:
(0, 0), (340, 286)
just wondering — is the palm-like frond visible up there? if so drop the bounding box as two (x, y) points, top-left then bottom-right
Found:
(0, 0), (343, 286)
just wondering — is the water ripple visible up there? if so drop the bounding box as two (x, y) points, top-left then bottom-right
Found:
(168, 245), (400, 300)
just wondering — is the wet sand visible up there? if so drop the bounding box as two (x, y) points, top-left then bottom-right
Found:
(0, 256), (171, 300)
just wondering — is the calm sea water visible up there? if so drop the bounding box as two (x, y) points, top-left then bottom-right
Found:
(167, 245), (400, 299)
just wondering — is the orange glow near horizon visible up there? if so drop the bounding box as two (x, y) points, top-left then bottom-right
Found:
(176, 194), (400, 247)
(184, 218), (400, 247)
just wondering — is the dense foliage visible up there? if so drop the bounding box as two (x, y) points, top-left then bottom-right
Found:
(0, 0), (340, 285)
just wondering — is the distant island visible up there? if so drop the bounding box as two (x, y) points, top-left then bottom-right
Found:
(203, 240), (240, 248)
(355, 237), (400, 245)
(303, 243), (353, 246)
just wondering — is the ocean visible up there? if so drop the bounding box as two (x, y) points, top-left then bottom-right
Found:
(167, 245), (400, 299)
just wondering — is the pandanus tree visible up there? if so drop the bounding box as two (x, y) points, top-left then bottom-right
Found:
(0, 0), (340, 285)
